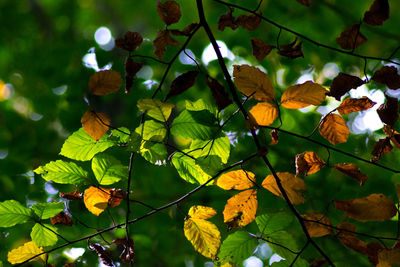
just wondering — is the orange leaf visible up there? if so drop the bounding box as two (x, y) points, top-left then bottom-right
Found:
(236, 12), (262, 31)
(281, 81), (327, 109)
(336, 24), (367, 50)
(333, 163), (368, 186)
(262, 172), (306, 204)
(249, 102), (278, 126)
(51, 211), (73, 226)
(319, 114), (349, 145)
(215, 170), (256, 190)
(89, 70), (122, 96)
(251, 38), (275, 61)
(302, 213), (332, 237)
(81, 110), (110, 141)
(188, 205), (217, 220)
(233, 64), (274, 102)
(84, 186), (119, 216)
(337, 96), (376, 115)
(334, 193), (397, 222)
(295, 151), (325, 176)
(328, 72), (364, 101)
(363, 0), (390, 26)
(223, 189), (257, 228)
(157, 0), (181, 25)
(372, 66), (400, 90)
(383, 125), (400, 149)
(153, 30), (179, 59)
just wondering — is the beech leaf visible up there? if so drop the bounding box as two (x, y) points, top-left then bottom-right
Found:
(7, 241), (46, 264)
(153, 30), (179, 59)
(328, 72), (364, 101)
(206, 75), (232, 110)
(188, 205), (217, 220)
(262, 172), (306, 204)
(377, 249), (400, 267)
(223, 189), (258, 229)
(281, 81), (327, 109)
(59, 190), (83, 201)
(137, 98), (174, 122)
(249, 102), (278, 127)
(251, 38), (275, 61)
(90, 243), (113, 267)
(295, 151), (325, 176)
(165, 71), (199, 100)
(125, 56), (144, 94)
(215, 170), (256, 190)
(157, 0), (181, 25)
(51, 211), (73, 226)
(336, 222), (368, 255)
(337, 96), (376, 115)
(371, 137), (393, 162)
(319, 114), (349, 145)
(84, 186), (122, 216)
(377, 95), (399, 126)
(277, 38), (304, 59)
(333, 163), (368, 186)
(218, 8), (238, 31)
(115, 31), (143, 52)
(236, 12), (262, 31)
(302, 213), (332, 237)
(363, 0), (390, 26)
(89, 70), (122, 96)
(81, 110), (110, 141)
(270, 129), (279, 145)
(336, 24), (367, 50)
(372, 66), (400, 90)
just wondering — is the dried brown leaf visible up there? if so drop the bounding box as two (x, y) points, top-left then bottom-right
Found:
(89, 243), (113, 267)
(302, 213), (332, 237)
(206, 75), (232, 110)
(157, 0), (181, 25)
(153, 30), (179, 59)
(81, 110), (110, 141)
(251, 38), (275, 61)
(371, 137), (393, 162)
(218, 8), (238, 31)
(270, 129), (279, 145)
(337, 222), (368, 255)
(295, 151), (325, 176)
(125, 56), (144, 94)
(113, 238), (135, 264)
(59, 190), (83, 201)
(236, 12), (262, 31)
(319, 114), (349, 145)
(328, 72), (364, 101)
(115, 31), (143, 52)
(277, 38), (304, 59)
(336, 24), (367, 50)
(363, 0), (390, 26)
(372, 66), (400, 90)
(337, 96), (376, 115)
(51, 211), (73, 226)
(89, 70), (122, 96)
(377, 95), (399, 126)
(333, 163), (368, 186)
(165, 71), (199, 100)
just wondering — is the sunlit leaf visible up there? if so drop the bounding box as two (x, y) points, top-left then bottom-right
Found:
(223, 189), (257, 228)
(281, 81), (326, 109)
(233, 64), (275, 102)
(137, 98), (174, 122)
(262, 172), (306, 204)
(333, 163), (368, 186)
(295, 151), (325, 176)
(372, 66), (400, 90)
(249, 102), (278, 127)
(256, 211), (294, 235)
(153, 29), (179, 59)
(319, 114), (349, 145)
(165, 71), (199, 100)
(7, 241), (46, 264)
(217, 231), (258, 265)
(328, 73), (364, 101)
(334, 193), (397, 222)
(302, 213), (332, 237)
(172, 152), (211, 184)
(336, 24), (367, 50)
(188, 205), (217, 220)
(363, 0), (390, 26)
(34, 160), (88, 184)
(31, 223), (58, 246)
(215, 170), (256, 190)
(251, 38), (275, 61)
(337, 96), (376, 115)
(111, 127), (131, 144)
(157, 0), (181, 25)
(31, 202), (65, 220)
(135, 120), (167, 142)
(171, 110), (218, 140)
(277, 38), (304, 59)
(0, 200), (33, 227)
(81, 110), (110, 141)
(84, 186), (115, 216)
(92, 154), (128, 185)
(89, 70), (122, 96)
(377, 95), (399, 127)
(189, 134), (231, 164)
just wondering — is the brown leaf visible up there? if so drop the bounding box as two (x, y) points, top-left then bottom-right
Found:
(249, 102), (278, 127)
(371, 137), (393, 162)
(319, 114), (349, 145)
(328, 72), (364, 101)
(337, 222), (368, 255)
(108, 188), (125, 207)
(218, 8), (238, 31)
(281, 81), (327, 109)
(377, 95), (399, 126)
(367, 242), (384, 265)
(59, 190), (83, 201)
(251, 38), (275, 61)
(223, 189), (258, 228)
(125, 56), (144, 94)
(334, 193), (397, 222)
(236, 12), (262, 31)
(363, 0), (390, 26)
(333, 163), (368, 186)
(81, 110), (110, 141)
(113, 238), (135, 264)
(262, 172), (306, 204)
(89, 70), (122, 96)
(206, 75), (232, 110)
(277, 38), (304, 59)
(337, 96), (376, 115)
(336, 24), (367, 50)
(165, 71), (199, 100)
(89, 243), (113, 267)
(372, 66), (400, 90)
(296, 0), (312, 7)
(383, 126), (400, 149)
(153, 30), (179, 59)
(270, 129), (279, 145)
(377, 249), (400, 267)
(51, 211), (73, 226)
(295, 151), (325, 176)
(302, 213), (332, 237)
(115, 31), (143, 52)
(157, 0), (181, 25)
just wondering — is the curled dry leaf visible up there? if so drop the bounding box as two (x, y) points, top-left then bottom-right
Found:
(236, 12), (262, 31)
(157, 0), (181, 25)
(295, 151), (325, 176)
(251, 38), (275, 61)
(262, 172), (306, 204)
(270, 129), (279, 145)
(319, 114), (349, 145)
(281, 81), (327, 109)
(223, 189), (258, 228)
(377, 95), (399, 126)
(372, 66), (400, 90)
(333, 163), (368, 186)
(89, 70), (122, 96)
(363, 0), (390, 26)
(302, 213), (332, 237)
(249, 102), (278, 127)
(125, 56), (144, 94)
(113, 238), (135, 264)
(59, 190), (83, 201)
(206, 75), (232, 111)
(165, 70), (199, 100)
(337, 96), (376, 115)
(336, 24), (367, 50)
(215, 170), (256, 190)
(81, 110), (110, 141)
(334, 193), (397, 222)
(277, 38), (304, 59)
(153, 30), (179, 59)
(115, 31), (143, 52)
(233, 64), (274, 102)
(218, 8), (238, 31)
(371, 137), (393, 162)
(89, 243), (113, 267)
(328, 72), (364, 101)
(108, 188), (125, 207)
(296, 0), (312, 7)
(51, 211), (73, 226)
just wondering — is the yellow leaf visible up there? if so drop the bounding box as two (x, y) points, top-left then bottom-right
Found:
(249, 102), (278, 126)
(81, 110), (110, 141)
(319, 114), (349, 145)
(302, 213), (332, 237)
(188, 205), (217, 220)
(215, 170), (256, 190)
(334, 193), (397, 222)
(262, 172), (306, 204)
(223, 189), (257, 228)
(89, 70), (122, 96)
(84, 186), (111, 216)
(281, 81), (327, 109)
(137, 98), (174, 122)
(337, 96), (376, 115)
(233, 65), (274, 102)
(8, 241), (46, 264)
(333, 163), (368, 186)
(295, 151), (325, 176)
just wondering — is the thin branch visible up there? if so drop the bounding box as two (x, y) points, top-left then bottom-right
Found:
(290, 240), (310, 267)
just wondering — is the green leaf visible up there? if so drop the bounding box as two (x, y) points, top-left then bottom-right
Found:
(111, 127), (131, 143)
(217, 230), (258, 265)
(256, 211), (294, 235)
(34, 160), (88, 184)
(60, 128), (115, 161)
(271, 258), (308, 267)
(31, 202), (65, 220)
(189, 134), (231, 163)
(92, 154), (128, 185)
(0, 200), (33, 227)
(268, 230), (299, 261)
(135, 120), (167, 142)
(171, 110), (218, 140)
(137, 98), (174, 122)
(185, 99), (218, 115)
(141, 143), (167, 165)
(31, 223), (58, 246)
(196, 155), (223, 176)
(128, 132), (142, 152)
(171, 152), (211, 184)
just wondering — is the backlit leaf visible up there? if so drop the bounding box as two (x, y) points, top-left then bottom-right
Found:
(281, 81), (327, 109)
(233, 64), (274, 102)
(277, 38), (304, 59)
(137, 98), (174, 122)
(51, 211), (73, 226)
(171, 110), (218, 140)
(295, 151), (325, 176)
(165, 70), (199, 100)
(363, 0), (390, 26)
(337, 96), (376, 115)
(59, 190), (83, 201)
(31, 202), (65, 220)
(251, 38), (275, 61)
(336, 24), (367, 50)
(256, 211), (294, 235)
(223, 189), (257, 228)
(334, 193), (397, 222)
(236, 12), (262, 31)
(328, 73), (364, 101)
(84, 186), (114, 216)
(153, 30), (179, 59)
(92, 154), (128, 185)
(206, 75), (232, 111)
(135, 120), (167, 142)
(157, 0), (181, 25)
(215, 170), (256, 190)
(372, 66), (400, 90)
(333, 163), (368, 186)
(262, 172), (306, 204)
(0, 200), (33, 227)
(319, 114), (349, 145)
(89, 70), (122, 96)
(81, 110), (110, 141)
(249, 102), (278, 126)
(302, 213), (332, 237)
(189, 134), (231, 164)
(172, 152), (211, 184)
(7, 241), (46, 264)
(188, 205), (217, 220)
(31, 223), (58, 246)
(217, 231), (258, 265)
(377, 95), (399, 126)
(34, 160), (88, 184)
